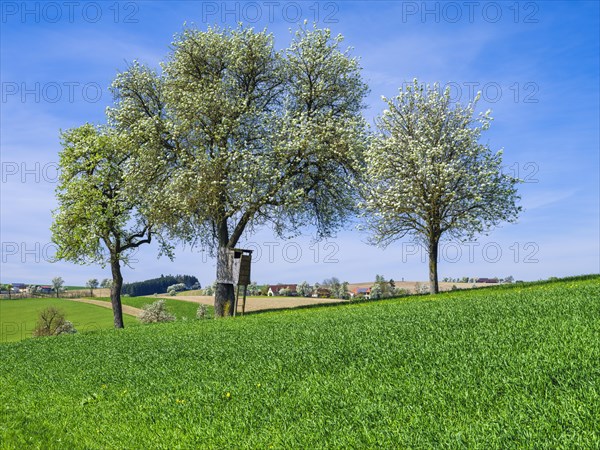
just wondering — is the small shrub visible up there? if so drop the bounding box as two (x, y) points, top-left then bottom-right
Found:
(33, 307), (77, 337)
(138, 300), (176, 324)
(196, 304), (208, 320)
(56, 320), (76, 334)
(370, 284), (382, 299)
(296, 281), (312, 297)
(203, 285), (215, 296)
(167, 283), (187, 296)
(279, 287), (292, 297)
(415, 282), (430, 294)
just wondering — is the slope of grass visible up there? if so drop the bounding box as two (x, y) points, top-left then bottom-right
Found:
(175, 289), (204, 296)
(92, 296), (214, 320)
(0, 298), (137, 343)
(0, 276), (598, 448)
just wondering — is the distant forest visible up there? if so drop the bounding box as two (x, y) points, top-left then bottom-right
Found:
(122, 275), (200, 297)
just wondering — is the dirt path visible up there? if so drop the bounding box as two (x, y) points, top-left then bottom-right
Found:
(157, 294), (348, 312)
(67, 298), (142, 316)
(69, 295), (346, 316)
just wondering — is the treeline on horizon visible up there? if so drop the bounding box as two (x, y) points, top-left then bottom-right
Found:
(121, 275), (199, 297)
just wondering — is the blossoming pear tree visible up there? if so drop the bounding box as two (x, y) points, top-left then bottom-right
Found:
(361, 80), (521, 294)
(108, 24), (368, 316)
(51, 124), (171, 328)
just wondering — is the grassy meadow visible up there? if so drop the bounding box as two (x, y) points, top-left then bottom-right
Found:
(0, 296), (213, 343)
(0, 298), (138, 343)
(93, 296), (215, 320)
(0, 276), (598, 448)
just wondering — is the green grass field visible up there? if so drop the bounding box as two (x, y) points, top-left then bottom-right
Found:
(1, 276), (598, 448)
(0, 298), (138, 343)
(92, 296), (214, 320)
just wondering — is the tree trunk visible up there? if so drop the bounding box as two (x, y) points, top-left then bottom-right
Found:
(428, 236), (440, 294)
(215, 282), (235, 317)
(215, 245), (235, 317)
(110, 257), (125, 328)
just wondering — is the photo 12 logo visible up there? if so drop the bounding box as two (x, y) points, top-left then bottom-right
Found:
(404, 81), (540, 104)
(1, 2), (139, 24)
(1, 242), (58, 264)
(1, 162), (60, 184)
(401, 1), (540, 24)
(1, 321), (103, 342)
(402, 240), (540, 264)
(2, 322), (37, 342)
(201, 1), (339, 24)
(507, 162), (539, 183)
(199, 241), (340, 264)
(1, 82), (103, 104)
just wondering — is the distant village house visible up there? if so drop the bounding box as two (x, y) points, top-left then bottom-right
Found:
(352, 287), (371, 299)
(267, 284), (297, 296)
(476, 278), (499, 284)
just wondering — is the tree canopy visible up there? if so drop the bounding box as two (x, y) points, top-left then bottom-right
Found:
(51, 124), (170, 327)
(361, 80), (521, 293)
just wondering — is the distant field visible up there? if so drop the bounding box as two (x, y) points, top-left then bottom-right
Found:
(93, 296), (214, 319)
(0, 298), (138, 343)
(69, 288), (111, 297)
(176, 289), (204, 296)
(174, 290), (294, 300)
(158, 293), (348, 313)
(178, 281), (488, 296)
(1, 275), (598, 447)
(347, 280), (492, 293)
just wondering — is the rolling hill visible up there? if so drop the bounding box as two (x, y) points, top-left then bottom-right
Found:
(0, 275), (598, 448)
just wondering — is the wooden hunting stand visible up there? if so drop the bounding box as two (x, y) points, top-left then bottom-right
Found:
(231, 248), (253, 316)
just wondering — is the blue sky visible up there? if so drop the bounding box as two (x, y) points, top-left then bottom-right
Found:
(1, 1), (599, 287)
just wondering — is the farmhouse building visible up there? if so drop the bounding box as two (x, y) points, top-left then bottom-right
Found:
(476, 278), (499, 284)
(353, 287), (370, 296)
(314, 287), (332, 298)
(267, 284), (297, 296)
(10, 283), (27, 293)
